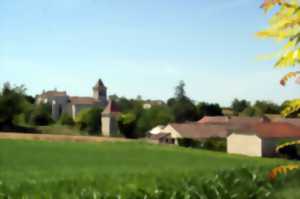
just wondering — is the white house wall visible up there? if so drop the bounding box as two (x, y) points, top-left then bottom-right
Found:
(227, 133), (262, 157)
(161, 125), (182, 139)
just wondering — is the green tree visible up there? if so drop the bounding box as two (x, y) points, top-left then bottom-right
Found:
(118, 112), (137, 138)
(0, 83), (32, 129)
(231, 99), (251, 115)
(30, 104), (53, 126)
(241, 107), (258, 117)
(58, 113), (75, 126)
(197, 102), (223, 119)
(168, 81), (198, 123)
(75, 108), (103, 135)
(175, 80), (186, 100)
(253, 100), (280, 115)
(135, 105), (174, 134)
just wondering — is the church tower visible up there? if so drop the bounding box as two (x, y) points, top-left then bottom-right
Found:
(93, 79), (108, 106)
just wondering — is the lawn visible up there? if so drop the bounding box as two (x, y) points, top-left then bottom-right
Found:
(0, 139), (294, 198)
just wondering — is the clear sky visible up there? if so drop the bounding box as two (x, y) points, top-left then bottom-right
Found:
(0, 0), (298, 106)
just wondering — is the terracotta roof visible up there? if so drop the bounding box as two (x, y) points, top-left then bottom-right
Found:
(170, 123), (228, 139)
(40, 91), (67, 97)
(273, 118), (300, 128)
(70, 97), (97, 105)
(235, 122), (300, 139)
(103, 100), (119, 114)
(198, 116), (269, 127)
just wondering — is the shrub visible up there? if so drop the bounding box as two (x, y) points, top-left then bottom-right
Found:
(75, 108), (102, 135)
(58, 113), (75, 126)
(118, 112), (137, 138)
(178, 137), (226, 151)
(30, 104), (53, 126)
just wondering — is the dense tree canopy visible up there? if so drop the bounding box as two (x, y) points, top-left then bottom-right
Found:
(136, 105), (174, 136)
(75, 108), (103, 135)
(197, 102), (223, 119)
(0, 83), (32, 129)
(168, 81), (198, 123)
(231, 99), (251, 115)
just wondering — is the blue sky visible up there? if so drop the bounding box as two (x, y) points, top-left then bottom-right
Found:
(0, 0), (298, 106)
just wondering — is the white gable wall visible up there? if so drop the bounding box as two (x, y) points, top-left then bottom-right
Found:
(161, 125), (183, 139)
(227, 133), (262, 157)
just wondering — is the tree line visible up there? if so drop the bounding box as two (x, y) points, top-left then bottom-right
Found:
(0, 81), (294, 138)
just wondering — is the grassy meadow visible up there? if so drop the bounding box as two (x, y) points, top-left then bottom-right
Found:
(0, 139), (297, 198)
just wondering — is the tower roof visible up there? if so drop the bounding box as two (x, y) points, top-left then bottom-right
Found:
(93, 79), (105, 89)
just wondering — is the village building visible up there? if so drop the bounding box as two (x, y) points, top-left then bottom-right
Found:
(149, 115), (300, 157)
(158, 123), (228, 144)
(36, 79), (108, 120)
(101, 100), (120, 137)
(227, 122), (300, 157)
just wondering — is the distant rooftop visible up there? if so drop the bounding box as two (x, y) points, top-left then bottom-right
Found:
(40, 90), (67, 97)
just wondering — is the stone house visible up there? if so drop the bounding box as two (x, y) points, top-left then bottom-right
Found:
(36, 79), (108, 120)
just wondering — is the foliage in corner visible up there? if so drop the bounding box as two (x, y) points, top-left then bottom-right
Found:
(258, 0), (300, 117)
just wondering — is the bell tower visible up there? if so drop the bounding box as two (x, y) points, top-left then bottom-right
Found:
(93, 79), (108, 106)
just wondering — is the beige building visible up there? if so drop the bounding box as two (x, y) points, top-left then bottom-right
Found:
(36, 79), (108, 120)
(227, 122), (300, 157)
(101, 100), (120, 137)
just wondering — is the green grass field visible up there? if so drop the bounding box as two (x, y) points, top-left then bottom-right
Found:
(0, 139), (295, 198)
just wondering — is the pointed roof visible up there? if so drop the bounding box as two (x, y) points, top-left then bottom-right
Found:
(93, 79), (105, 89)
(102, 100), (119, 114)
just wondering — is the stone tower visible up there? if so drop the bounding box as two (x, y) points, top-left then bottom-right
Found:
(101, 100), (120, 136)
(93, 79), (108, 106)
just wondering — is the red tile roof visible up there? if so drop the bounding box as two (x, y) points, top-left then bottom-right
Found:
(40, 91), (67, 97)
(174, 116), (300, 139)
(236, 122), (300, 139)
(170, 123), (229, 139)
(70, 97), (97, 105)
(198, 116), (267, 125)
(273, 118), (300, 128)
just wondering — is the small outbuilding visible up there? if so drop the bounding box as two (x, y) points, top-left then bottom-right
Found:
(101, 100), (120, 137)
(227, 122), (300, 157)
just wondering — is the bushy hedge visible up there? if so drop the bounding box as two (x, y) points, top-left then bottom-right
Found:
(30, 104), (53, 126)
(75, 108), (102, 135)
(58, 113), (75, 126)
(178, 137), (226, 152)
